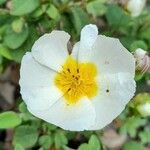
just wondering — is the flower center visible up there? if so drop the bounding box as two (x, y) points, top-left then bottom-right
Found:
(55, 56), (98, 104)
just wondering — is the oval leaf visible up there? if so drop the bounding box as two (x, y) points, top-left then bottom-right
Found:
(0, 111), (21, 129)
(11, 0), (40, 16)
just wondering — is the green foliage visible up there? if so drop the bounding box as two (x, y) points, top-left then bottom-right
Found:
(0, 111), (21, 129)
(86, 0), (107, 17)
(123, 141), (145, 150)
(130, 40), (148, 51)
(120, 116), (147, 137)
(0, 44), (13, 60)
(139, 127), (150, 144)
(11, 0), (40, 16)
(54, 131), (68, 149)
(19, 102), (36, 121)
(12, 18), (24, 33)
(70, 6), (89, 35)
(46, 4), (60, 21)
(0, 0), (6, 5)
(4, 26), (29, 49)
(106, 5), (130, 28)
(39, 135), (53, 149)
(13, 125), (39, 149)
(139, 28), (150, 41)
(78, 135), (101, 150)
(14, 144), (24, 150)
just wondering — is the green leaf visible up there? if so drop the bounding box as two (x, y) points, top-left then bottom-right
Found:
(11, 0), (40, 16)
(13, 125), (39, 149)
(46, 4), (60, 21)
(18, 102), (35, 121)
(89, 135), (100, 150)
(39, 135), (53, 149)
(54, 132), (68, 149)
(139, 28), (150, 41)
(1, 27), (36, 61)
(78, 135), (101, 150)
(14, 144), (24, 150)
(139, 127), (150, 144)
(120, 36), (135, 50)
(106, 5), (130, 28)
(78, 143), (89, 150)
(19, 102), (28, 113)
(123, 141), (146, 150)
(46, 123), (57, 131)
(135, 72), (144, 81)
(130, 40), (148, 51)
(31, 6), (46, 18)
(0, 44), (13, 60)
(0, 25), (8, 36)
(0, 0), (6, 5)
(86, 0), (107, 17)
(120, 116), (147, 137)
(4, 26), (28, 49)
(12, 18), (24, 33)
(70, 6), (89, 35)
(0, 111), (21, 129)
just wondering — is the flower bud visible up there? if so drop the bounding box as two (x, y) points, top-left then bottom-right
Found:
(127, 0), (146, 17)
(137, 102), (150, 117)
(134, 48), (150, 74)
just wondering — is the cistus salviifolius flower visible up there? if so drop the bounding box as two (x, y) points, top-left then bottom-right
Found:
(19, 24), (136, 131)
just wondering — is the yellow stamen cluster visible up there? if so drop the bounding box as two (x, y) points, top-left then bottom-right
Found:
(55, 56), (98, 104)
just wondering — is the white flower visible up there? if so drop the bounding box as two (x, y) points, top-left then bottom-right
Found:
(137, 102), (150, 117)
(127, 0), (146, 17)
(19, 24), (136, 131)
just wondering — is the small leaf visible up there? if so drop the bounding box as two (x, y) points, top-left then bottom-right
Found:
(0, 0), (6, 5)
(12, 18), (24, 33)
(70, 6), (89, 35)
(19, 102), (28, 113)
(19, 102), (35, 121)
(13, 125), (39, 149)
(54, 132), (68, 149)
(130, 40), (148, 51)
(86, 0), (107, 17)
(11, 0), (40, 16)
(0, 111), (21, 129)
(46, 4), (60, 21)
(0, 44), (13, 60)
(106, 5), (130, 28)
(4, 26), (28, 49)
(31, 7), (45, 18)
(139, 28), (150, 41)
(123, 141), (145, 150)
(39, 135), (53, 149)
(139, 127), (150, 144)
(88, 135), (101, 150)
(14, 144), (24, 150)
(78, 143), (89, 150)
(120, 116), (147, 137)
(78, 135), (101, 150)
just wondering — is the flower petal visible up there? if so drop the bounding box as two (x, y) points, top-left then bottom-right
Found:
(78, 35), (135, 76)
(88, 73), (136, 130)
(19, 52), (63, 110)
(71, 24), (98, 60)
(32, 31), (70, 71)
(80, 24), (98, 49)
(28, 97), (96, 131)
(71, 42), (80, 60)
